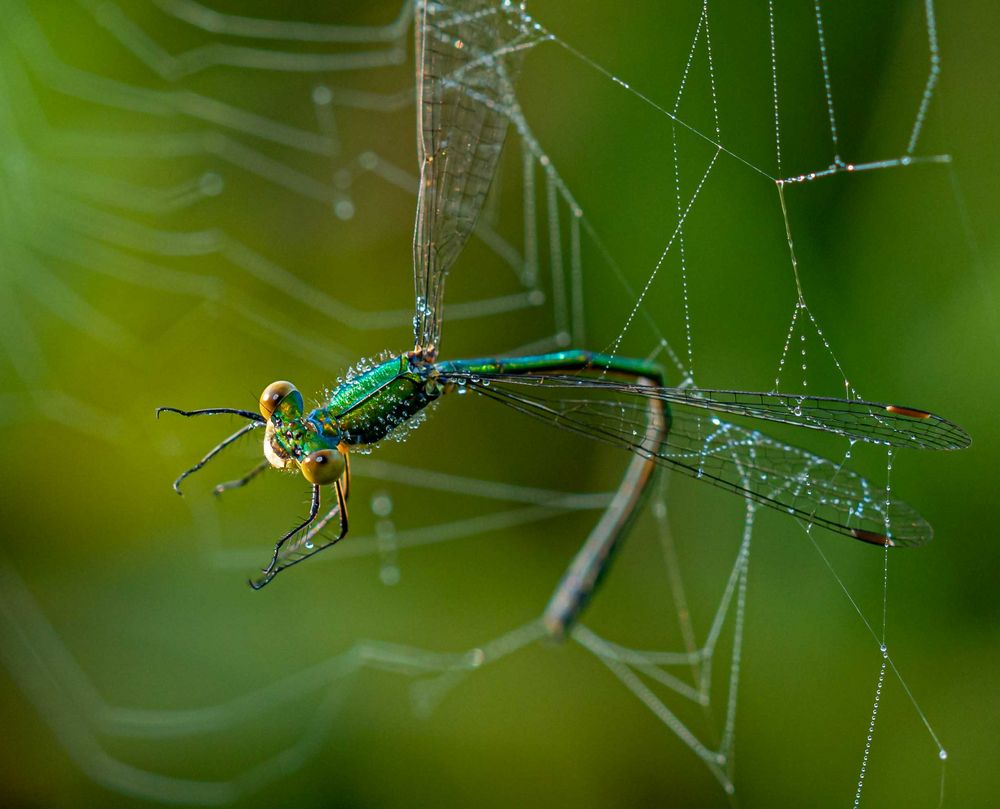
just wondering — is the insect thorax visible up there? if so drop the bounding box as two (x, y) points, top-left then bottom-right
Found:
(316, 355), (441, 448)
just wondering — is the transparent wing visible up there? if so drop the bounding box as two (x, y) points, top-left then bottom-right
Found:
(456, 376), (934, 547)
(440, 372), (970, 451)
(412, 0), (527, 353)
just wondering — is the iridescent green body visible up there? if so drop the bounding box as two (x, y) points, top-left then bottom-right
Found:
(435, 349), (665, 385)
(263, 349), (668, 633)
(266, 355), (437, 461)
(268, 348), (669, 636)
(319, 355), (441, 447)
(270, 349), (668, 461)
(161, 337), (967, 625)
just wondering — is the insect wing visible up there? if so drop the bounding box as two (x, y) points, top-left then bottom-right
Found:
(413, 0), (526, 353)
(648, 386), (968, 451)
(446, 372), (969, 451)
(462, 377), (932, 547)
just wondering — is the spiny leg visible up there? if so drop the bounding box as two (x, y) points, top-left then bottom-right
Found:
(284, 478), (349, 557)
(169, 421), (262, 495)
(295, 448), (350, 543)
(249, 465), (352, 588)
(214, 460), (270, 496)
(251, 484), (322, 589)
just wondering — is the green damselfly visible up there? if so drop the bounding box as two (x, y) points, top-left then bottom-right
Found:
(159, 0), (969, 638)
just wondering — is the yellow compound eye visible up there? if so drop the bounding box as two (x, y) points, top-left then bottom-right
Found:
(299, 449), (345, 485)
(259, 380), (302, 420)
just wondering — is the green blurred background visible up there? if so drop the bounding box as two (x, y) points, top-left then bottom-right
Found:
(1, 1), (997, 807)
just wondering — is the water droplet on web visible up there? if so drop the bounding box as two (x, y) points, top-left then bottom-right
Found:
(371, 491), (393, 517)
(199, 172), (224, 196)
(334, 199), (355, 220)
(312, 84), (332, 105)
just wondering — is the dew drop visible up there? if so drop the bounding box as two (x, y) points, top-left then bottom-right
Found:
(334, 199), (355, 220)
(199, 172), (224, 196)
(371, 491), (393, 517)
(312, 84), (333, 105)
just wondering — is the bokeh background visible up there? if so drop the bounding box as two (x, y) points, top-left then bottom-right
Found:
(1, 1), (997, 807)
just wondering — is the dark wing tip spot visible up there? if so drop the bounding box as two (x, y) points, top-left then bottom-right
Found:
(851, 528), (894, 547)
(885, 404), (932, 419)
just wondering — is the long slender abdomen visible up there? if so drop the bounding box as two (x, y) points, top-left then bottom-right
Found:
(542, 378), (668, 639)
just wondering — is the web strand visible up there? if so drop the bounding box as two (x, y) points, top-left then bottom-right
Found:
(0, 0), (968, 805)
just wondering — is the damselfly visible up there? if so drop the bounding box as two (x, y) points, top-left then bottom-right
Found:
(159, 0), (969, 638)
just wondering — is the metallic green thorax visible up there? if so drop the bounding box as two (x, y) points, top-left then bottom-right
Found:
(269, 356), (439, 462)
(319, 355), (442, 446)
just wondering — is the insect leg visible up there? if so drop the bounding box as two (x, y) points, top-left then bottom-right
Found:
(251, 484), (322, 589)
(542, 377), (667, 639)
(340, 447), (351, 501)
(170, 421), (262, 494)
(213, 460), (270, 496)
(333, 478), (349, 540)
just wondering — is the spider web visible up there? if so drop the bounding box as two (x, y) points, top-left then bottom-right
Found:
(0, 0), (968, 805)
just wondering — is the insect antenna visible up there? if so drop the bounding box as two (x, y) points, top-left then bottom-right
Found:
(214, 460), (270, 496)
(156, 406), (265, 423)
